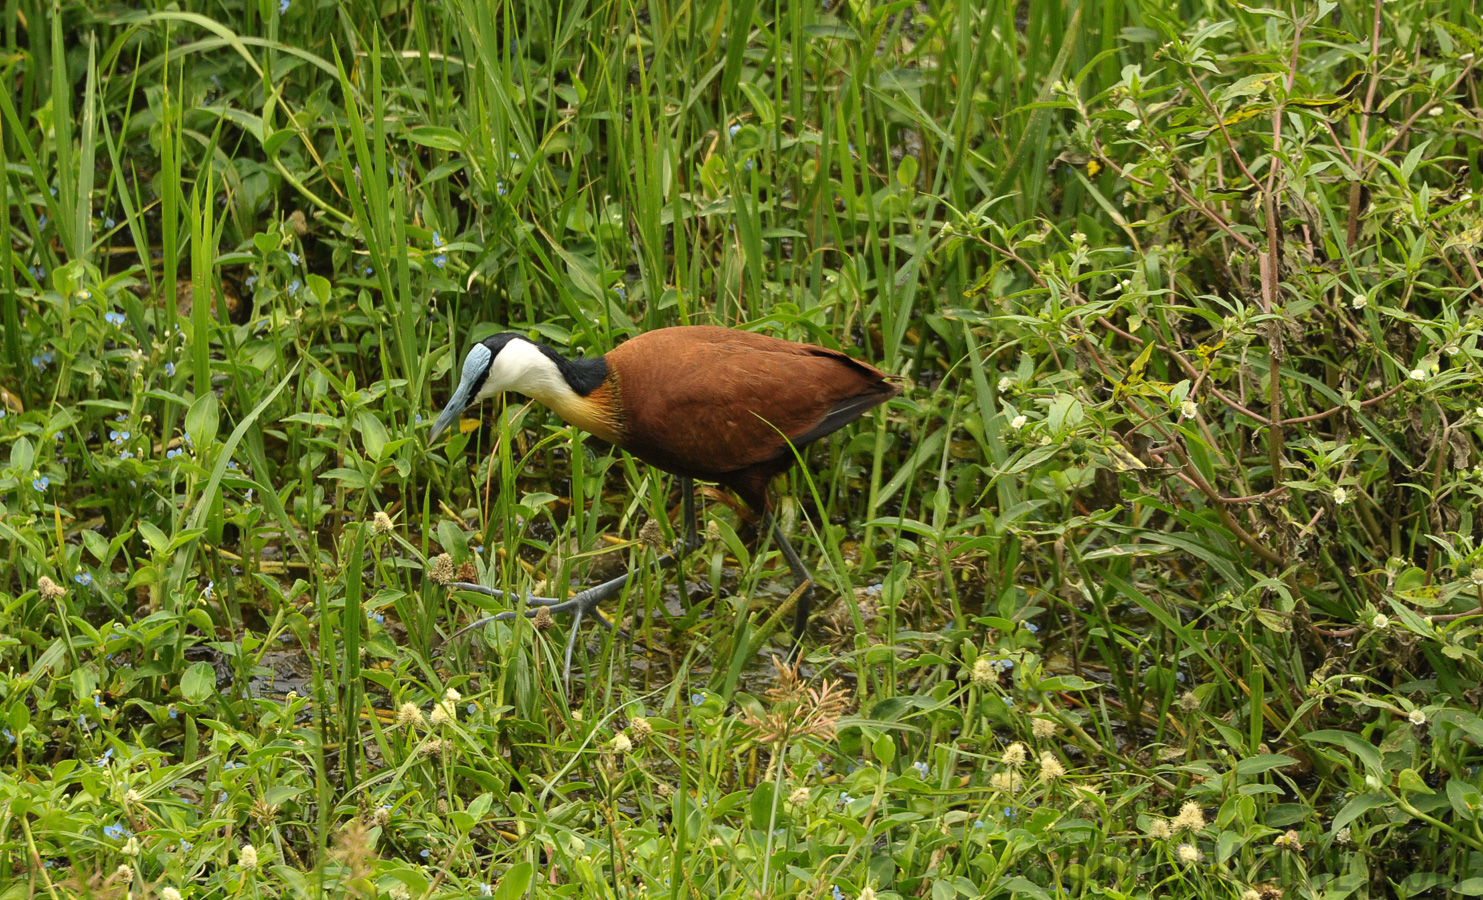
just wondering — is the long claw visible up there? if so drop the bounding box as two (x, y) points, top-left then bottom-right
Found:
(442, 477), (701, 684)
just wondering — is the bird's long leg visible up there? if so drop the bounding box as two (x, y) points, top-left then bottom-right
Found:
(760, 510), (816, 657)
(445, 477), (701, 680)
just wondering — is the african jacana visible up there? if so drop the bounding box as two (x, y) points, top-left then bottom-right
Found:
(430, 324), (898, 677)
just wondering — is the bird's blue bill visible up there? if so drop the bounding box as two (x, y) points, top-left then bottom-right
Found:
(429, 343), (492, 441)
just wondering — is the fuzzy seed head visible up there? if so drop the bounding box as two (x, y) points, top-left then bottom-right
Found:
(990, 770), (1023, 792)
(1174, 801), (1205, 832)
(37, 576), (66, 601)
(1176, 843), (1201, 864)
(430, 699), (457, 727)
(1179, 690), (1200, 712)
(372, 511), (394, 536)
(638, 518), (665, 551)
(429, 553), (455, 585)
(114, 864), (133, 882)
(612, 732), (633, 754)
(1031, 717), (1057, 740)
(162, 889), (183, 900)
(1002, 742), (1028, 767)
(1038, 752), (1066, 780)
(1275, 830), (1303, 852)
(630, 717), (653, 742)
(971, 657), (997, 687)
(239, 843), (259, 870)
(858, 889), (877, 900)
(532, 606), (554, 630)
(1149, 818), (1172, 840)
(788, 786), (811, 806)
(397, 702), (424, 729)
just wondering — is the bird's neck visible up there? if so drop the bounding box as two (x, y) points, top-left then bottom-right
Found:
(495, 340), (622, 443)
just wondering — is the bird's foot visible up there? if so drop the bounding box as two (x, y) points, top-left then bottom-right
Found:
(445, 579), (626, 682)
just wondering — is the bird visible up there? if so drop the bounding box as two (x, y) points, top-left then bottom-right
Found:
(429, 324), (898, 677)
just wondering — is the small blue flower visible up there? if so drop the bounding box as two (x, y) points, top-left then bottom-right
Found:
(179, 838), (193, 851)
(115, 413), (127, 422)
(691, 693), (704, 707)
(913, 761), (930, 778)
(973, 819), (985, 829)
(481, 885), (492, 897)
(104, 217), (115, 228)
(278, 0), (288, 12)
(362, 266), (374, 276)
(166, 448), (182, 459)
(38, 214), (47, 227)
(1, 729), (12, 742)
(433, 231), (445, 247)
(288, 252), (300, 266)
(509, 150), (519, 160)
(30, 265), (45, 280)
(613, 284), (626, 300)
(729, 124), (741, 136)
(1025, 622), (1039, 634)
(219, 791), (228, 802)
(203, 581), (214, 599)
(165, 362), (175, 377)
(49, 187), (57, 196)
(31, 353), (47, 370)
(32, 476), (48, 491)
(168, 707), (179, 719)
(78, 714), (88, 728)
(831, 886), (844, 900)
(94, 696), (105, 708)
(227, 460), (238, 470)
(74, 572), (92, 586)
(420, 849), (430, 859)
(119, 450), (132, 460)
(496, 181), (506, 196)
(743, 159), (754, 171)
(245, 275), (257, 287)
(840, 793), (853, 805)
(288, 279), (301, 294)
(1004, 806), (1016, 820)
(433, 254), (447, 268)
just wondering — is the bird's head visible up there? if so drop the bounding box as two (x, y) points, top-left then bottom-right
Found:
(429, 333), (573, 442)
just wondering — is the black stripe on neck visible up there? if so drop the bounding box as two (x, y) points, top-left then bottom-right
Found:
(537, 343), (609, 396)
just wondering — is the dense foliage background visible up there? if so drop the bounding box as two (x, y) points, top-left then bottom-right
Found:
(1, 0), (1482, 897)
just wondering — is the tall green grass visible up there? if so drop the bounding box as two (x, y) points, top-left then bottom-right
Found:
(2, 0), (1483, 897)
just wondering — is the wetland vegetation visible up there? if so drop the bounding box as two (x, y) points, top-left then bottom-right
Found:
(2, 0), (1483, 897)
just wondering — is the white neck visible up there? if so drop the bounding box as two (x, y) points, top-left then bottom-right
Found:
(476, 338), (579, 409)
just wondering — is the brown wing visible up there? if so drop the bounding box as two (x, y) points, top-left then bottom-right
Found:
(606, 326), (896, 503)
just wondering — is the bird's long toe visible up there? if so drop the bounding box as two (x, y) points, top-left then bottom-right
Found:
(448, 582), (568, 606)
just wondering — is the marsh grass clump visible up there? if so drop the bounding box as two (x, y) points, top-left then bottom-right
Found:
(0, 0), (1479, 897)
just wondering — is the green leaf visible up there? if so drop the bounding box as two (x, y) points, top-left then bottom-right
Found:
(406, 126), (466, 152)
(186, 392), (219, 449)
(1397, 768), (1433, 794)
(738, 81), (775, 127)
(873, 732), (896, 765)
(1331, 792), (1388, 833)
(493, 862), (533, 900)
(1235, 754), (1296, 776)
(307, 274), (330, 304)
(1302, 729), (1383, 774)
(356, 411), (390, 461)
(896, 154), (918, 188)
(137, 521), (169, 555)
(181, 662), (215, 703)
